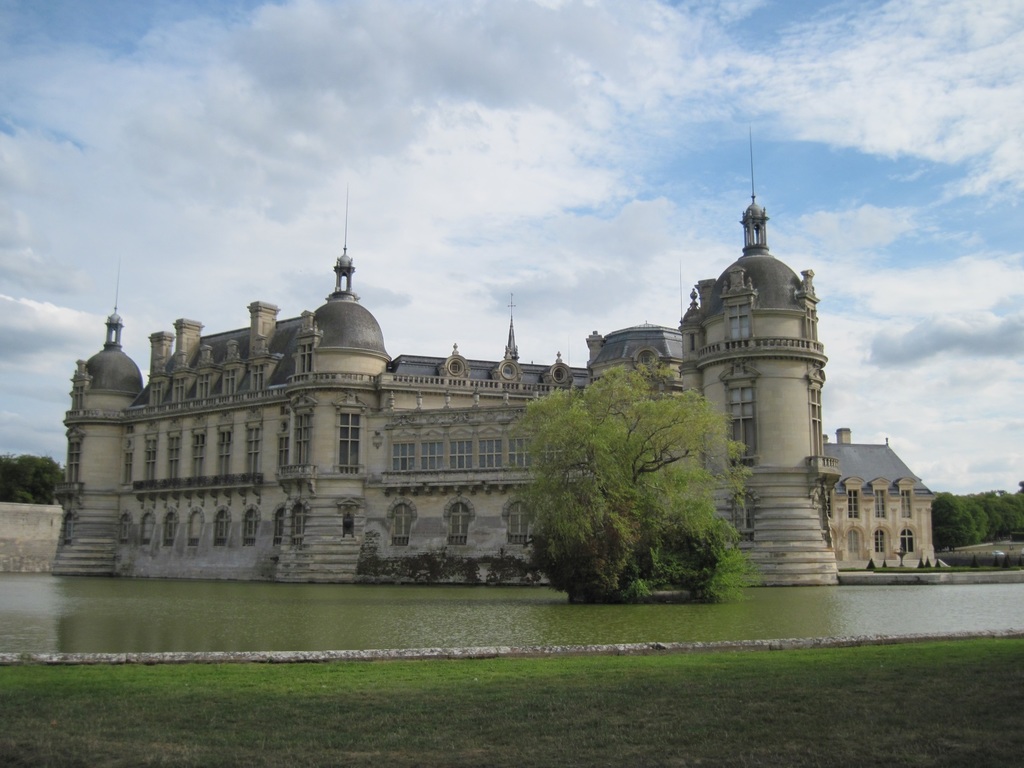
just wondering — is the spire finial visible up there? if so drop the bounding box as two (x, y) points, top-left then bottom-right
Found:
(114, 257), (121, 315)
(331, 188), (356, 298)
(505, 293), (519, 361)
(749, 126), (756, 204)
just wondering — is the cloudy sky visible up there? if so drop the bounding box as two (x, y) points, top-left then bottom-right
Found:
(1, 0), (1021, 494)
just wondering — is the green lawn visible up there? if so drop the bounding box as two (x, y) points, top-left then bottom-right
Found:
(2, 639), (1023, 767)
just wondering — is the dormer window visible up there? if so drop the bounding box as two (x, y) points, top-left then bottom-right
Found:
(727, 304), (751, 340)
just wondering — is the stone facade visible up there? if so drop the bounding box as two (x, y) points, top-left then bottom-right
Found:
(0, 503), (62, 572)
(53, 195), (932, 586)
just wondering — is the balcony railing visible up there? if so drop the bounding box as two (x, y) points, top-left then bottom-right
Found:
(132, 473), (264, 492)
(699, 337), (825, 361)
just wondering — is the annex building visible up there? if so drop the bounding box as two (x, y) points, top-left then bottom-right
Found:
(54, 195), (934, 586)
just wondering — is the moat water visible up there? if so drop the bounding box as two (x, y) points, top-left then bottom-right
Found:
(2, 574), (1023, 654)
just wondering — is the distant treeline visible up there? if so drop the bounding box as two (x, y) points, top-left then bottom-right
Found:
(932, 488), (1024, 550)
(0, 454), (64, 505)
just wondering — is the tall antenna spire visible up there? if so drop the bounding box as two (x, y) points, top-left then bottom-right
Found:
(113, 257), (121, 314)
(343, 184), (350, 256)
(332, 186), (356, 298)
(505, 293), (519, 361)
(748, 126), (756, 203)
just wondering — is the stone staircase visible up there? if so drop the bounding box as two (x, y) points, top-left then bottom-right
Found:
(274, 536), (362, 582)
(51, 538), (116, 576)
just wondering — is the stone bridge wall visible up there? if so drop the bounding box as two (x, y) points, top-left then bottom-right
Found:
(0, 502), (62, 572)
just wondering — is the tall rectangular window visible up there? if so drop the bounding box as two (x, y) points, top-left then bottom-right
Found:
(66, 440), (81, 483)
(478, 438), (502, 469)
(420, 440), (443, 470)
(197, 373), (211, 399)
(293, 413), (312, 464)
(449, 439), (473, 470)
(122, 447), (134, 484)
(729, 386), (756, 456)
(71, 384), (85, 411)
(809, 387), (822, 456)
(900, 489), (913, 518)
(144, 436), (158, 481)
(297, 342), (314, 374)
(150, 380), (165, 405)
(278, 434), (290, 468)
(167, 434), (181, 479)
(246, 426), (261, 474)
(251, 364), (265, 391)
(191, 432), (206, 476)
(508, 438), (530, 468)
(217, 430), (232, 475)
(874, 490), (887, 519)
(727, 304), (751, 340)
(392, 442), (415, 471)
(338, 413), (360, 471)
(223, 369), (237, 396)
(847, 489), (860, 519)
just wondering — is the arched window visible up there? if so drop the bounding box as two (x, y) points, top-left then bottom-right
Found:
(291, 503), (306, 547)
(873, 529), (887, 555)
(273, 508), (286, 546)
(243, 508), (259, 547)
(188, 510), (203, 547)
(847, 529), (861, 556)
(118, 513), (131, 544)
(392, 503), (413, 546)
(899, 528), (915, 553)
(163, 511), (178, 547)
(448, 502), (471, 545)
(62, 511), (77, 545)
(214, 509), (230, 547)
(141, 512), (155, 545)
(506, 501), (529, 545)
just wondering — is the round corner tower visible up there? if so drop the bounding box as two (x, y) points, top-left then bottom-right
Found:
(681, 196), (840, 585)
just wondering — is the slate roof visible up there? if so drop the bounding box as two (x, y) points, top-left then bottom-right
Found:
(824, 442), (933, 495)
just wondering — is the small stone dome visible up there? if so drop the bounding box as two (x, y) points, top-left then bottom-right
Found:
(86, 347), (144, 394)
(313, 295), (389, 355)
(591, 324), (683, 366)
(705, 253), (803, 317)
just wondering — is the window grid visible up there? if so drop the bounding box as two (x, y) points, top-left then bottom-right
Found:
(66, 440), (82, 483)
(167, 435), (181, 479)
(251, 364), (265, 391)
(392, 442), (416, 472)
(273, 509), (285, 546)
(420, 441), (443, 470)
(191, 432), (206, 476)
(847, 490), (860, 519)
(277, 434), (289, 469)
(874, 490), (886, 519)
(293, 413), (312, 464)
(197, 373), (211, 399)
(508, 437), (530, 468)
(223, 368), (237, 396)
(729, 386), (756, 457)
(297, 343), (314, 374)
(173, 378), (187, 403)
(507, 502), (529, 545)
(218, 430), (232, 475)
(900, 489), (912, 518)
(847, 530), (861, 555)
(449, 440), (473, 470)
(188, 511), (202, 547)
(144, 437), (158, 481)
(243, 510), (258, 547)
(214, 510), (230, 547)
(338, 413), (361, 471)
(728, 304), (751, 340)
(873, 529), (887, 554)
(392, 503), (413, 546)
(478, 438), (503, 469)
(122, 448), (134, 485)
(448, 503), (470, 545)
(163, 512), (178, 547)
(809, 387), (823, 456)
(899, 528), (915, 553)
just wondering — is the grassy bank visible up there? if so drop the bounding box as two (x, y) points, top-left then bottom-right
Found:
(2, 639), (1023, 767)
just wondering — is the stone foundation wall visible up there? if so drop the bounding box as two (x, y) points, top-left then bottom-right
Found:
(0, 503), (62, 572)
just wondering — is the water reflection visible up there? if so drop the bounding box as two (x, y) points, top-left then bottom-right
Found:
(1, 574), (1023, 654)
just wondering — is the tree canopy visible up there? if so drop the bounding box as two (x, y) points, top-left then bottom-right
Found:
(0, 454), (63, 505)
(516, 366), (756, 603)
(932, 489), (1024, 550)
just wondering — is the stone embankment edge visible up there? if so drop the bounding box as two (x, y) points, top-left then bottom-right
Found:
(3, 630), (1023, 667)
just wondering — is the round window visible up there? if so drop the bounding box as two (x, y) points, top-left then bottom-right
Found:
(448, 359), (464, 376)
(552, 367), (566, 383)
(501, 363), (516, 379)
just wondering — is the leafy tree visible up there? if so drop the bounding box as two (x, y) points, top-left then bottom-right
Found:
(931, 493), (976, 550)
(0, 454), (63, 504)
(516, 366), (756, 603)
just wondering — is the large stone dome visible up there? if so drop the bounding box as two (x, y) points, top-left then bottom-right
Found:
(705, 253), (803, 317)
(313, 295), (388, 355)
(86, 346), (143, 394)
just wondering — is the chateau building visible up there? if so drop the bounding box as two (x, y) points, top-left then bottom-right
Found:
(54, 195), (933, 586)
